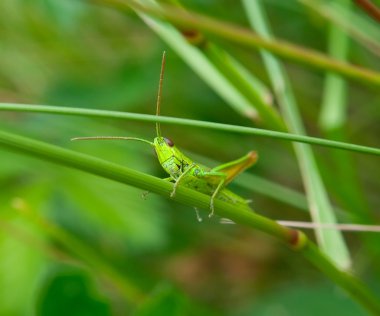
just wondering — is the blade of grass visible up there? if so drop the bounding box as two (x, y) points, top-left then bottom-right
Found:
(203, 42), (274, 110)
(317, 0), (380, 257)
(0, 129), (380, 314)
(1, 103), (380, 156)
(139, 1), (256, 121)
(97, 0), (380, 86)
(139, 0), (285, 130)
(199, 42), (284, 129)
(135, 0), (284, 127)
(319, 1), (350, 132)
(242, 0), (350, 269)
(300, 0), (380, 56)
(319, 0), (370, 220)
(0, 129), (291, 241)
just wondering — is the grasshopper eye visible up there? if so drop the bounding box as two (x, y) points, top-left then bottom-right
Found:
(164, 138), (174, 147)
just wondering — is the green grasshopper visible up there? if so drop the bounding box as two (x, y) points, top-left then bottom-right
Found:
(72, 52), (257, 220)
(71, 52), (380, 231)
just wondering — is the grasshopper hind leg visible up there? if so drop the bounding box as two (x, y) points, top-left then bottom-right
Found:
(208, 177), (226, 218)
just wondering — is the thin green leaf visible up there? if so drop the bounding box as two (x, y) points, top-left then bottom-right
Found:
(99, 0), (380, 86)
(0, 129), (380, 314)
(317, 0), (376, 251)
(1, 103), (380, 156)
(242, 0), (350, 269)
(301, 0), (380, 56)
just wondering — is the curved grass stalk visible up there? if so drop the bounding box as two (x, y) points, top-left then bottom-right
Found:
(0, 129), (380, 314)
(1, 103), (380, 156)
(96, 0), (380, 86)
(242, 0), (350, 269)
(301, 0), (380, 56)
(318, 0), (374, 231)
(136, 0), (285, 129)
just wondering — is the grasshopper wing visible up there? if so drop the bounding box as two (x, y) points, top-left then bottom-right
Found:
(211, 151), (258, 185)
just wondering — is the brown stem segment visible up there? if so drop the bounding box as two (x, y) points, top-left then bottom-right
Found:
(100, 0), (380, 86)
(354, 0), (380, 23)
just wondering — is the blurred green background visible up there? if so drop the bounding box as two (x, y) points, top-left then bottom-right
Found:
(0, 0), (380, 315)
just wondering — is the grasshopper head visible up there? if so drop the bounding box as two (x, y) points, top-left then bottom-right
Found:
(153, 136), (178, 164)
(153, 136), (190, 178)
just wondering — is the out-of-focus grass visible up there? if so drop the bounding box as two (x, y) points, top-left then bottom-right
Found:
(0, 0), (380, 315)
(242, 0), (350, 269)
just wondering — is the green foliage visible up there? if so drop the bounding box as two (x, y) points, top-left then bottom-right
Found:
(0, 0), (380, 315)
(37, 268), (111, 316)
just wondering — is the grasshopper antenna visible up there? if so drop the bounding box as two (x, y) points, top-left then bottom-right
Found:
(156, 51), (166, 138)
(71, 136), (154, 146)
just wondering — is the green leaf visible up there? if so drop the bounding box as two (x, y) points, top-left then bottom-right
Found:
(36, 268), (111, 316)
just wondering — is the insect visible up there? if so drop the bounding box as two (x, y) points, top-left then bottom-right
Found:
(71, 52), (380, 232)
(72, 51), (257, 221)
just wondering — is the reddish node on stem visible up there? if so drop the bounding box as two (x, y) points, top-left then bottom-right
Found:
(288, 229), (307, 250)
(181, 29), (207, 47)
(354, 0), (380, 23)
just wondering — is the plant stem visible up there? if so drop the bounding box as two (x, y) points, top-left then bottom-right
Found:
(242, 0), (350, 269)
(1, 103), (380, 156)
(96, 0), (380, 86)
(0, 129), (380, 314)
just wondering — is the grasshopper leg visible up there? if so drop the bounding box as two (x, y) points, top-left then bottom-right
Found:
(170, 163), (196, 198)
(196, 171), (226, 218)
(209, 177), (226, 218)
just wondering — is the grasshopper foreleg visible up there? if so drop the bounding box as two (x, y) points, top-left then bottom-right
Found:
(170, 163), (196, 198)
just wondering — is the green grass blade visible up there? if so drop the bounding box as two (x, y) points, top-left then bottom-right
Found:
(0, 129), (288, 240)
(301, 0), (380, 56)
(100, 0), (380, 86)
(242, 0), (350, 269)
(1, 102), (380, 156)
(317, 0), (376, 246)
(319, 0), (351, 131)
(136, 1), (260, 121)
(161, 0), (285, 129)
(200, 42), (285, 129)
(1, 128), (380, 314)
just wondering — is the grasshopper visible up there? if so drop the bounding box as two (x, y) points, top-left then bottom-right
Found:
(72, 52), (380, 231)
(72, 52), (257, 220)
